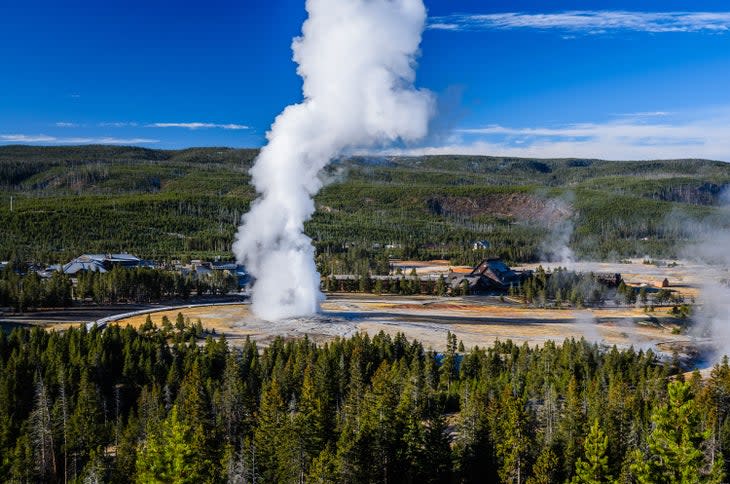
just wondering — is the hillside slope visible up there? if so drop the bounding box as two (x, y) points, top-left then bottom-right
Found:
(1, 145), (728, 265)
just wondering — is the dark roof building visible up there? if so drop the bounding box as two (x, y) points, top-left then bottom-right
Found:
(472, 240), (491, 250)
(61, 253), (151, 275)
(451, 258), (531, 293)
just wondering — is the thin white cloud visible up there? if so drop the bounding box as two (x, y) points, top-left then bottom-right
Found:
(99, 121), (139, 128)
(382, 108), (730, 161)
(614, 111), (673, 118)
(429, 11), (730, 34)
(1, 134), (57, 143)
(147, 122), (249, 130)
(429, 22), (462, 31)
(68, 137), (159, 145)
(456, 121), (706, 139)
(0, 134), (158, 145)
(55, 122), (79, 128)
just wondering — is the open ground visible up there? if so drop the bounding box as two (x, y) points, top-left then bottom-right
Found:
(5, 259), (718, 365)
(111, 293), (694, 359)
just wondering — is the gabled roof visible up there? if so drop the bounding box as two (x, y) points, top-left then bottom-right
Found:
(75, 253), (141, 263)
(62, 253), (146, 274)
(63, 260), (107, 274)
(469, 258), (525, 288)
(211, 262), (238, 271)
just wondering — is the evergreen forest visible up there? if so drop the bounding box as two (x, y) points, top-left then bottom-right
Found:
(2, 146), (730, 270)
(1, 321), (729, 483)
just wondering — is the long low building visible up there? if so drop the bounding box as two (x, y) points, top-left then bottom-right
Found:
(326, 258), (532, 294)
(58, 253), (153, 275)
(179, 261), (251, 289)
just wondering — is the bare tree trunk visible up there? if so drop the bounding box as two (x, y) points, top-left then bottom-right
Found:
(58, 371), (69, 484)
(31, 376), (56, 481)
(251, 440), (257, 484)
(114, 385), (121, 449)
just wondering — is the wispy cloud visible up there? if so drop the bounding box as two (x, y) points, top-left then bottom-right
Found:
(55, 122), (79, 128)
(429, 11), (730, 34)
(146, 122), (249, 130)
(99, 121), (139, 128)
(382, 108), (730, 161)
(0, 134), (158, 145)
(1, 134), (57, 143)
(614, 111), (673, 118)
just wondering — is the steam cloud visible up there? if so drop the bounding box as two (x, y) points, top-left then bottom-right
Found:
(539, 196), (576, 265)
(684, 190), (730, 361)
(542, 219), (576, 265)
(233, 0), (433, 320)
(572, 310), (601, 344)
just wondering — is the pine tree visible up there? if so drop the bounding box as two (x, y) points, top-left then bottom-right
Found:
(631, 380), (714, 483)
(374, 278), (383, 295)
(82, 448), (106, 484)
(217, 353), (247, 444)
(526, 446), (559, 484)
(302, 365), (326, 442)
(571, 419), (612, 484)
(307, 445), (340, 483)
(559, 376), (586, 479)
(175, 360), (217, 478)
(9, 433), (35, 482)
(68, 371), (102, 473)
(161, 315), (173, 333)
(254, 378), (290, 482)
(435, 276), (446, 296)
(362, 362), (400, 482)
(455, 384), (495, 481)
(141, 314), (155, 332)
(135, 406), (212, 483)
(495, 386), (533, 484)
(175, 312), (186, 331)
(419, 410), (453, 483)
(358, 274), (371, 293)
(56, 367), (70, 484)
(701, 358), (730, 480)
(30, 376), (56, 481)
(290, 366), (326, 481)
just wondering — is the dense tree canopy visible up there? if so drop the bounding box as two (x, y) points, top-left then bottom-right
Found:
(1, 320), (728, 483)
(1, 146), (729, 265)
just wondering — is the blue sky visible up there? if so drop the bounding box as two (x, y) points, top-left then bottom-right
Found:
(2, 0), (730, 160)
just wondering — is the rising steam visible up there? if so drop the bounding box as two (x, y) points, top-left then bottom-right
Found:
(684, 190), (730, 361)
(233, 0), (433, 320)
(539, 196), (576, 266)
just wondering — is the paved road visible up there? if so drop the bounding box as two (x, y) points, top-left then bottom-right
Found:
(0, 295), (248, 327)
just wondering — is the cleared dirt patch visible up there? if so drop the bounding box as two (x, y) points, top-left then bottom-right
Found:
(427, 194), (571, 226)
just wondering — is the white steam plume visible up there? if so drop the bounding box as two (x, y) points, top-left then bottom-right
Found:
(542, 219), (576, 266)
(572, 310), (601, 344)
(683, 191), (730, 361)
(233, 0), (433, 320)
(539, 196), (576, 266)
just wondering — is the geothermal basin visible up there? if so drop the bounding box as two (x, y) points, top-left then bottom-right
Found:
(111, 293), (696, 360)
(83, 258), (726, 369)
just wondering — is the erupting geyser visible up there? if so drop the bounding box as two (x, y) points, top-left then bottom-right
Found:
(233, 0), (433, 320)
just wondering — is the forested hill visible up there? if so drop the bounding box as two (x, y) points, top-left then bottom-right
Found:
(1, 145), (729, 265)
